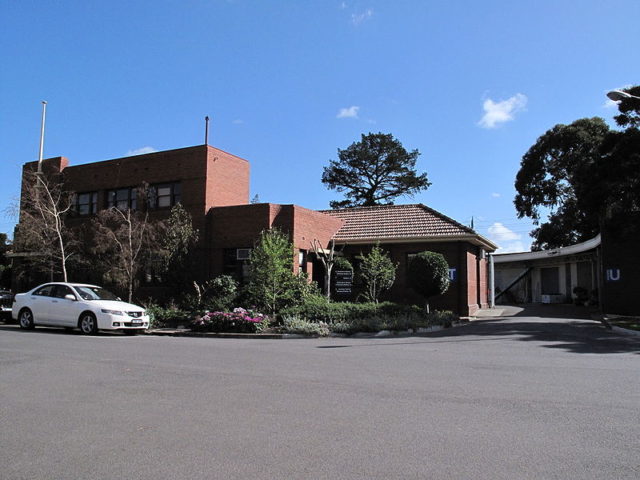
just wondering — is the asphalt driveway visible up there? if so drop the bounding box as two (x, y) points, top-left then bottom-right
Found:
(0, 313), (638, 479)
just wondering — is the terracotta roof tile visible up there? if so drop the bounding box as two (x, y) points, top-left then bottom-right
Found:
(319, 204), (475, 241)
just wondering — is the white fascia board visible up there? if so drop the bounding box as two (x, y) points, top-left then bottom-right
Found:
(492, 234), (601, 264)
(332, 234), (498, 251)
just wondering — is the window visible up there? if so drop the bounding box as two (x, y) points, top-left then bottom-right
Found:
(52, 285), (75, 299)
(33, 285), (55, 296)
(75, 192), (98, 215)
(223, 248), (250, 282)
(149, 182), (181, 209)
(106, 187), (137, 211)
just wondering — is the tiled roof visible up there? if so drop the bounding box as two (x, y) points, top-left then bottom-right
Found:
(319, 204), (476, 241)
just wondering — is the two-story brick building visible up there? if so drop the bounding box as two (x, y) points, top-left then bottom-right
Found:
(14, 144), (496, 315)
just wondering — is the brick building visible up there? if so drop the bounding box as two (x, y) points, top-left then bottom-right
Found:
(321, 205), (496, 315)
(14, 144), (496, 315)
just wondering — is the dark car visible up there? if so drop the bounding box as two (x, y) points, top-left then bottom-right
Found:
(0, 289), (13, 319)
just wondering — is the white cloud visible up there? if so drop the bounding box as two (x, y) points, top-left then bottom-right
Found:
(478, 93), (527, 129)
(491, 192), (501, 198)
(487, 222), (525, 253)
(337, 105), (360, 119)
(232, 119), (244, 124)
(351, 8), (373, 25)
(126, 146), (157, 156)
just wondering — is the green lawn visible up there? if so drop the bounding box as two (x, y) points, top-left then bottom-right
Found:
(609, 317), (640, 332)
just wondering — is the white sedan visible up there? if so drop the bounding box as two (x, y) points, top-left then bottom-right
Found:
(12, 282), (150, 335)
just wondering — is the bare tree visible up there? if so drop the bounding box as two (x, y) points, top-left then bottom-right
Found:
(92, 207), (162, 303)
(13, 170), (76, 281)
(311, 238), (337, 299)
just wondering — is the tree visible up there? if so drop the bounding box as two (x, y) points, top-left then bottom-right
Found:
(0, 233), (11, 289)
(246, 228), (296, 315)
(514, 86), (640, 250)
(322, 132), (430, 209)
(407, 251), (449, 313)
(612, 85), (640, 128)
(357, 244), (396, 303)
(92, 207), (162, 303)
(311, 238), (338, 299)
(514, 117), (610, 250)
(162, 203), (199, 291)
(13, 170), (77, 281)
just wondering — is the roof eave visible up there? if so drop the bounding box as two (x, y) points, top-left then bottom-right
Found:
(332, 234), (498, 251)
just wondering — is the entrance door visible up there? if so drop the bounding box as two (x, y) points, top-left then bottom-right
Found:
(541, 267), (560, 295)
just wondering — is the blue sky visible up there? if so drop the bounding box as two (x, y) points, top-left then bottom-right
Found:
(1, 0), (638, 252)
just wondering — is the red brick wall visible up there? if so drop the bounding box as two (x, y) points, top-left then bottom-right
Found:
(466, 249), (479, 315)
(478, 256), (488, 309)
(205, 146), (250, 209)
(337, 241), (483, 316)
(207, 204), (343, 278)
(19, 145), (253, 284)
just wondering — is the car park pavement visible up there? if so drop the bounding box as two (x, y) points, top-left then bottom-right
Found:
(1, 309), (639, 480)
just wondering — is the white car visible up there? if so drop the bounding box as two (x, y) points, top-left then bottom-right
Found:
(12, 282), (150, 335)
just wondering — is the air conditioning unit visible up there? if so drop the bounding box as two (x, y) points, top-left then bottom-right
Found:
(236, 248), (251, 260)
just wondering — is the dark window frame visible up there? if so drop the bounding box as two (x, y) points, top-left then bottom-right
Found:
(148, 182), (181, 209)
(106, 187), (137, 211)
(75, 191), (98, 216)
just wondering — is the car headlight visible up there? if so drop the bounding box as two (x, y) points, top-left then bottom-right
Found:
(101, 309), (124, 316)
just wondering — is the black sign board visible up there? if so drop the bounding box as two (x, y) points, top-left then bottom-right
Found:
(333, 270), (353, 296)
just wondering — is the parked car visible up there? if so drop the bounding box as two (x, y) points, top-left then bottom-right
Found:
(1, 289), (14, 319)
(12, 282), (149, 335)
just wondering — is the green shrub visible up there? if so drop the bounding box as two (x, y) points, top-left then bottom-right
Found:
(281, 296), (458, 334)
(426, 310), (457, 328)
(281, 316), (330, 336)
(407, 251), (450, 312)
(356, 244), (397, 303)
(188, 275), (239, 312)
(145, 302), (193, 329)
(333, 256), (353, 271)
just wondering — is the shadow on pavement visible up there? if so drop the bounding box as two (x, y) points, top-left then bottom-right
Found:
(318, 304), (640, 355)
(0, 324), (134, 337)
(432, 318), (640, 355)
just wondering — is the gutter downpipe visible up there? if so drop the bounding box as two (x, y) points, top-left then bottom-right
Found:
(489, 253), (495, 308)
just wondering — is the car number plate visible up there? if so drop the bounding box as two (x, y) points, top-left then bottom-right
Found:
(131, 320), (142, 325)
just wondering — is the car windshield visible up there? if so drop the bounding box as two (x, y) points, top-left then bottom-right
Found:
(73, 286), (120, 301)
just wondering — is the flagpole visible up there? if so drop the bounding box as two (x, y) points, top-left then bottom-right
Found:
(37, 101), (47, 174)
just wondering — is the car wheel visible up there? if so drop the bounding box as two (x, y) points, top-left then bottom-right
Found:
(19, 308), (35, 330)
(79, 312), (98, 335)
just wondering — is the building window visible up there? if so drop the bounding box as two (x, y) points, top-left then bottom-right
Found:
(75, 192), (98, 215)
(106, 187), (137, 211)
(149, 182), (181, 209)
(223, 248), (251, 282)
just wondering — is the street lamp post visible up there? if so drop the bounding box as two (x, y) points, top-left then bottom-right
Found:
(607, 89), (640, 102)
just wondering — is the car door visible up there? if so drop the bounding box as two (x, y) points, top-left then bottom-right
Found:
(28, 284), (55, 324)
(50, 285), (80, 326)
